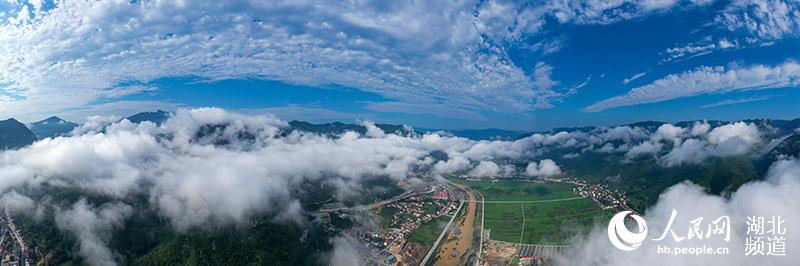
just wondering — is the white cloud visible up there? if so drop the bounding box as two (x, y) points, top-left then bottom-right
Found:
(1, 108), (450, 231)
(0, 106), (790, 264)
(661, 138), (713, 166)
(530, 35), (567, 55)
(525, 159), (562, 177)
(596, 143), (619, 153)
(0, 107), (566, 235)
(517, 120), (772, 166)
(559, 158), (800, 265)
(690, 120), (711, 136)
(54, 100), (182, 124)
(562, 152), (580, 159)
(360, 121), (386, 138)
(717, 38), (738, 49)
(433, 156), (471, 176)
(0, 0), (573, 119)
(708, 121), (761, 146)
(0, 0), (721, 119)
(612, 121), (767, 165)
(625, 141), (663, 159)
(661, 122), (761, 166)
(537, 159), (563, 177)
(665, 0), (799, 61)
(522, 125), (654, 156)
(55, 199), (132, 266)
(638, 0), (680, 11)
(586, 60), (800, 112)
(532, 62), (562, 109)
(0, 190), (35, 214)
(652, 124), (685, 142)
(699, 94), (779, 109)
(622, 72), (647, 84)
(329, 236), (365, 266)
(717, 0), (800, 41)
(470, 160), (501, 178)
(547, 0), (690, 25)
(662, 37), (743, 63)
(594, 126), (652, 144)
(501, 164), (517, 176)
(243, 106), (366, 124)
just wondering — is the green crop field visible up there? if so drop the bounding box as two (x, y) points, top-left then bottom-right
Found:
(449, 177), (615, 244)
(409, 215), (450, 246)
(450, 178), (577, 201)
(482, 203), (524, 243)
(483, 199), (614, 244)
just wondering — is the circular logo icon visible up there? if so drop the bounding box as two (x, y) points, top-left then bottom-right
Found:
(607, 211), (648, 251)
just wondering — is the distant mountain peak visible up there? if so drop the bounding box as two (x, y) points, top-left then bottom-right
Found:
(0, 118), (37, 149)
(126, 110), (172, 125)
(0, 118), (22, 124)
(287, 120), (415, 137)
(30, 116), (79, 139)
(38, 116), (66, 124)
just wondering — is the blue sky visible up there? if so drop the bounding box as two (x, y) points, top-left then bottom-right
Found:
(1, 0), (799, 130)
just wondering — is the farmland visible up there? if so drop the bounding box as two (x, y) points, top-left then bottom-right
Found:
(450, 178), (614, 244)
(482, 199), (613, 244)
(449, 178), (577, 201)
(409, 215), (450, 246)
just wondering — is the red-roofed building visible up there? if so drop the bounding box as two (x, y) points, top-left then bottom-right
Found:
(432, 190), (449, 200)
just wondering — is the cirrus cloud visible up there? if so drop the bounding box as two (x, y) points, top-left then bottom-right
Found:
(586, 60), (800, 112)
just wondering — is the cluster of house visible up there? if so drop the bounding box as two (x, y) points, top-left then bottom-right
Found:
(393, 195), (455, 237)
(573, 181), (630, 211)
(0, 209), (39, 266)
(350, 227), (391, 250)
(361, 188), (458, 250)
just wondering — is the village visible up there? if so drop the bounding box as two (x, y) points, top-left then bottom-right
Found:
(308, 183), (460, 266)
(373, 186), (459, 265)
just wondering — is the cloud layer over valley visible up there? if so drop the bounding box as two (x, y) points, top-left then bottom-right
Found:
(0, 107), (796, 265)
(0, 107), (565, 265)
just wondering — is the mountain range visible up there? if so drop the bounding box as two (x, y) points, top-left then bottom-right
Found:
(1, 110), (799, 265)
(524, 118), (800, 138)
(0, 111), (171, 150)
(124, 110), (171, 125)
(1, 111), (799, 154)
(0, 118), (38, 150)
(29, 116), (80, 139)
